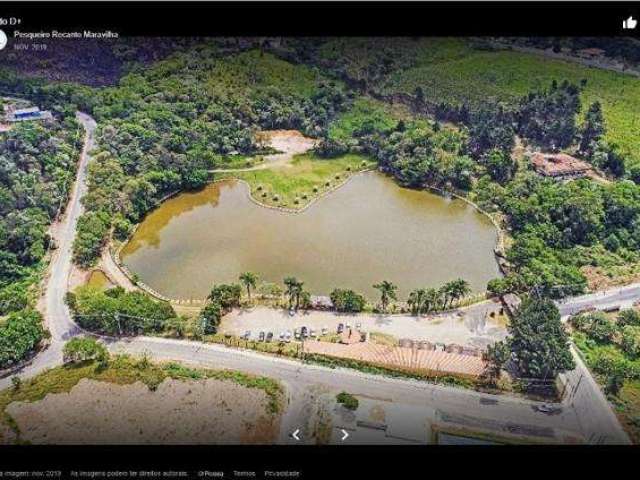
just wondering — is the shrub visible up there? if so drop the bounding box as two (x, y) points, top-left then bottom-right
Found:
(587, 313), (618, 343)
(63, 337), (108, 364)
(336, 391), (359, 410)
(618, 309), (640, 327)
(621, 326), (640, 359)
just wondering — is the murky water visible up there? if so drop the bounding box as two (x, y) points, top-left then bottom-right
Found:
(121, 172), (500, 300)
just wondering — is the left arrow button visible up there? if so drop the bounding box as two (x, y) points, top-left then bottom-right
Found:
(291, 428), (301, 441)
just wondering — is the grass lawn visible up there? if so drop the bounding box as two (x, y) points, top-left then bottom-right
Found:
(378, 38), (640, 170)
(573, 331), (640, 443)
(218, 152), (376, 209)
(0, 354), (284, 443)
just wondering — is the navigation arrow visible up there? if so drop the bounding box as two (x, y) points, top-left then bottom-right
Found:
(341, 429), (349, 441)
(292, 428), (301, 441)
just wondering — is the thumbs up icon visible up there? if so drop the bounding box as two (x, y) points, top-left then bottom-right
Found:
(623, 16), (637, 29)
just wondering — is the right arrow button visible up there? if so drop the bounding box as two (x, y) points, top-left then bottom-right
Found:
(341, 429), (349, 441)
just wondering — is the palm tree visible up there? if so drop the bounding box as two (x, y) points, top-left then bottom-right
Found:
(423, 288), (440, 313)
(239, 272), (258, 301)
(284, 276), (304, 310)
(408, 288), (427, 315)
(451, 278), (471, 307)
(373, 281), (398, 313)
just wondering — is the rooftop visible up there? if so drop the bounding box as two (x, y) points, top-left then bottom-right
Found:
(530, 152), (591, 178)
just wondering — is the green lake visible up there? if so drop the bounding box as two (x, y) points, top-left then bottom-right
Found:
(121, 172), (500, 300)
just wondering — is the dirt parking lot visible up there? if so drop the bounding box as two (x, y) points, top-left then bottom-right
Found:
(220, 302), (508, 348)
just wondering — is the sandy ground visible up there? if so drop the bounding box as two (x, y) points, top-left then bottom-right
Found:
(6, 378), (280, 444)
(220, 302), (508, 348)
(212, 130), (318, 173)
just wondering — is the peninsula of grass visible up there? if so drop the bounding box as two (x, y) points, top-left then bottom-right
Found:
(0, 354), (284, 442)
(218, 152), (376, 210)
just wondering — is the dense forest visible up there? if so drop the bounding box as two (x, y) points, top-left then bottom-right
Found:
(0, 107), (82, 367)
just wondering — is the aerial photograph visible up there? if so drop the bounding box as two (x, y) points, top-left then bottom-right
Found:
(1, 33), (640, 451)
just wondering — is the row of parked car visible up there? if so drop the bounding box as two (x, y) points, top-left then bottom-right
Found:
(241, 322), (363, 343)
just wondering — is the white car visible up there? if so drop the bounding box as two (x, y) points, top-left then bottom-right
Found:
(321, 327), (328, 336)
(285, 330), (292, 342)
(309, 328), (316, 338)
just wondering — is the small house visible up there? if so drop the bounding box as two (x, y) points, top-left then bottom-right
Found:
(530, 152), (591, 180)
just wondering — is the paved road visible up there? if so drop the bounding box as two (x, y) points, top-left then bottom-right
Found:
(0, 113), (634, 443)
(0, 112), (95, 389)
(108, 336), (585, 444)
(556, 283), (640, 317)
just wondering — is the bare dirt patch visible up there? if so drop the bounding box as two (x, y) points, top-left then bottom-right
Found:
(6, 377), (280, 444)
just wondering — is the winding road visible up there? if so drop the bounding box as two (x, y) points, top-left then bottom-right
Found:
(0, 112), (634, 444)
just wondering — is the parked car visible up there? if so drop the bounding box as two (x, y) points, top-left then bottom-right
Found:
(285, 330), (292, 342)
(309, 328), (316, 338)
(294, 328), (301, 340)
(288, 309), (296, 317)
(279, 331), (286, 340)
(243, 330), (251, 340)
(266, 332), (274, 342)
(337, 323), (344, 334)
(346, 322), (351, 329)
(259, 331), (265, 342)
(321, 326), (328, 336)
(535, 404), (562, 414)
(301, 326), (308, 337)
(355, 322), (361, 330)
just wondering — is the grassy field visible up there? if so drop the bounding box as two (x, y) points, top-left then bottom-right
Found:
(218, 152), (376, 209)
(573, 332), (640, 443)
(374, 38), (640, 169)
(0, 355), (284, 443)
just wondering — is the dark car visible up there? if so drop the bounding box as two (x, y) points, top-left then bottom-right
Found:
(259, 331), (265, 342)
(266, 332), (273, 342)
(301, 326), (308, 337)
(337, 323), (344, 334)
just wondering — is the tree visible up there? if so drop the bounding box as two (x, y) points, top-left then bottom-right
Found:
(63, 337), (108, 364)
(207, 283), (242, 311)
(239, 272), (258, 301)
(407, 288), (427, 315)
(449, 278), (471, 307)
(593, 352), (629, 396)
(373, 281), (397, 313)
(579, 101), (605, 157)
(200, 302), (223, 334)
(482, 148), (517, 184)
(0, 309), (44, 369)
(483, 341), (510, 383)
(330, 288), (366, 313)
(507, 297), (574, 379)
(283, 276), (304, 310)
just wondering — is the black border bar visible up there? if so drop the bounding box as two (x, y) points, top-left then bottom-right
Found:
(0, 1), (638, 37)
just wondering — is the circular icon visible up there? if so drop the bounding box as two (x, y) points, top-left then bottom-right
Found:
(0, 30), (7, 51)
